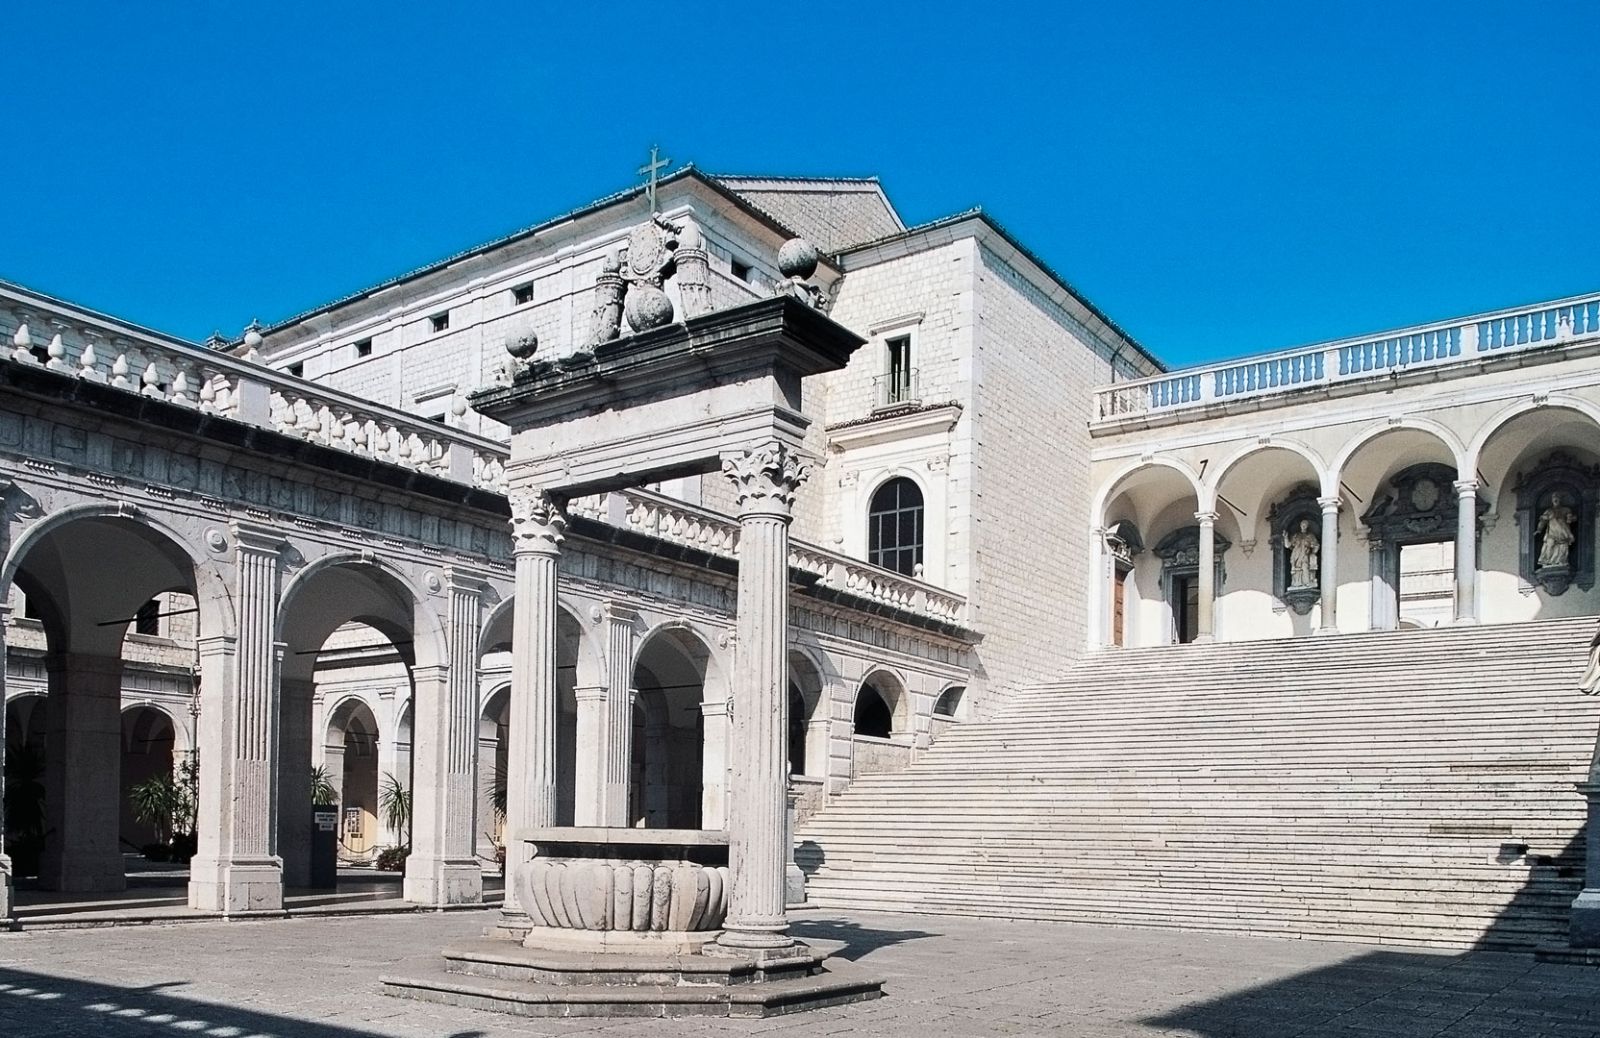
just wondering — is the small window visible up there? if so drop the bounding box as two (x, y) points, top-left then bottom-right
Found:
(287, 362), (304, 378)
(886, 335), (914, 404)
(731, 259), (752, 282)
(512, 283), (535, 306)
(134, 599), (161, 637)
(354, 338), (373, 358)
(934, 686), (965, 718)
(868, 477), (925, 577)
(425, 412), (446, 425)
(430, 312), (450, 333)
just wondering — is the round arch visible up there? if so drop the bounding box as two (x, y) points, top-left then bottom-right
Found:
(477, 595), (603, 688)
(1206, 437), (1331, 499)
(852, 666), (910, 739)
(1465, 395), (1600, 472)
(1329, 417), (1470, 488)
(1092, 456), (1206, 528)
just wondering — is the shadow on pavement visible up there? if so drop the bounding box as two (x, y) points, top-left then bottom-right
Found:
(0, 966), (489, 1038)
(790, 916), (941, 961)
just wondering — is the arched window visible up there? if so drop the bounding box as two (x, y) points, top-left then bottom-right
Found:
(868, 478), (924, 577)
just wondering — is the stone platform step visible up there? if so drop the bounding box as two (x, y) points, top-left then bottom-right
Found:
(380, 938), (883, 1018)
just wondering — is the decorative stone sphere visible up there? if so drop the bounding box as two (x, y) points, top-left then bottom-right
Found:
(624, 284), (675, 331)
(242, 327), (263, 352)
(777, 237), (820, 281)
(506, 330), (539, 360)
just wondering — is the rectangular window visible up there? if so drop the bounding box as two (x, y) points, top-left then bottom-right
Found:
(430, 311), (450, 333)
(512, 283), (535, 306)
(731, 259), (752, 282)
(886, 335), (913, 404)
(287, 361), (304, 378)
(354, 338), (373, 358)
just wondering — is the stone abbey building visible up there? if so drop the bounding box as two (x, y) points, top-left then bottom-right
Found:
(1, 167), (1597, 952)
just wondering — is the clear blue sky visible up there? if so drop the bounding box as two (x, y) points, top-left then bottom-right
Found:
(4, 2), (1596, 367)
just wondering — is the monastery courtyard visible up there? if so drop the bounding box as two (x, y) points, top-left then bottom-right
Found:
(0, 909), (1597, 1038)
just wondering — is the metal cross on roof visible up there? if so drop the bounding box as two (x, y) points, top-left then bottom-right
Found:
(638, 145), (671, 214)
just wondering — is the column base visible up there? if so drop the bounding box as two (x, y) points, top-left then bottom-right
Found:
(403, 856), (484, 906)
(188, 855), (284, 913)
(1453, 616), (1480, 626)
(1313, 625), (1340, 637)
(714, 916), (794, 952)
(1194, 634), (1216, 644)
(0, 853), (11, 919)
(1570, 891), (1600, 949)
(786, 862), (807, 908)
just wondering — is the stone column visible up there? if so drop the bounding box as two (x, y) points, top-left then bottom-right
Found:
(1368, 536), (1396, 631)
(1570, 782), (1600, 948)
(501, 485), (565, 920)
(39, 653), (124, 892)
(0, 603), (11, 919)
(718, 442), (809, 952)
(1195, 510), (1218, 643)
(642, 702), (669, 826)
(190, 524), (284, 912)
(1454, 479), (1480, 625)
(1316, 495), (1341, 635)
(572, 684), (608, 825)
(599, 605), (638, 827)
(406, 569), (485, 906)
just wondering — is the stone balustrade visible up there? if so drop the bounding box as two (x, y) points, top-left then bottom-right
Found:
(612, 488), (968, 624)
(0, 296), (511, 493)
(1093, 291), (1600, 425)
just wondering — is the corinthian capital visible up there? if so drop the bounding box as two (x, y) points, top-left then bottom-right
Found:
(722, 442), (810, 517)
(508, 484), (567, 555)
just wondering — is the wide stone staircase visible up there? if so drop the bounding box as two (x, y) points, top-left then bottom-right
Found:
(797, 617), (1600, 949)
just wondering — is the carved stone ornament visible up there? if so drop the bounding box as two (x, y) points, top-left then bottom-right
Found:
(508, 485), (567, 553)
(1103, 519), (1144, 570)
(620, 214), (682, 332)
(772, 237), (830, 312)
(722, 442), (811, 515)
(1513, 450), (1599, 596)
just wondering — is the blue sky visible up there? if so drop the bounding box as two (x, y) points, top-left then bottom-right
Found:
(4, 2), (1596, 368)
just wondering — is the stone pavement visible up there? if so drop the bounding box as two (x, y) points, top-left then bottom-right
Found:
(0, 907), (1598, 1037)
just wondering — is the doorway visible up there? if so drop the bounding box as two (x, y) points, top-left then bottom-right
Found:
(1172, 573), (1199, 644)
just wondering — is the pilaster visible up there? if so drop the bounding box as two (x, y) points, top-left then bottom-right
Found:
(190, 524), (285, 913)
(572, 684), (608, 825)
(600, 604), (639, 827)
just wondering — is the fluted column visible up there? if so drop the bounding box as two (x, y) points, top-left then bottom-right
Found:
(718, 442), (808, 952)
(502, 485), (565, 920)
(1316, 495), (1341, 635)
(405, 568), (485, 905)
(1454, 479), (1480, 625)
(600, 604), (638, 826)
(0, 603), (11, 919)
(1195, 510), (1218, 643)
(190, 525), (284, 912)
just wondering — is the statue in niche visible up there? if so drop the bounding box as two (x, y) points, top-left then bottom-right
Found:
(1536, 492), (1577, 570)
(1286, 519), (1320, 589)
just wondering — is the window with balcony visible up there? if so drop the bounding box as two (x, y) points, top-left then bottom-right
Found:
(874, 334), (918, 410)
(868, 477), (924, 577)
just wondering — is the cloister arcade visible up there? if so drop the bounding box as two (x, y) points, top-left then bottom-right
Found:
(1091, 395), (1600, 647)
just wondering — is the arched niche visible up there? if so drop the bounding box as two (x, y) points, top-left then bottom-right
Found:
(1267, 484), (1324, 615)
(1513, 451), (1599, 596)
